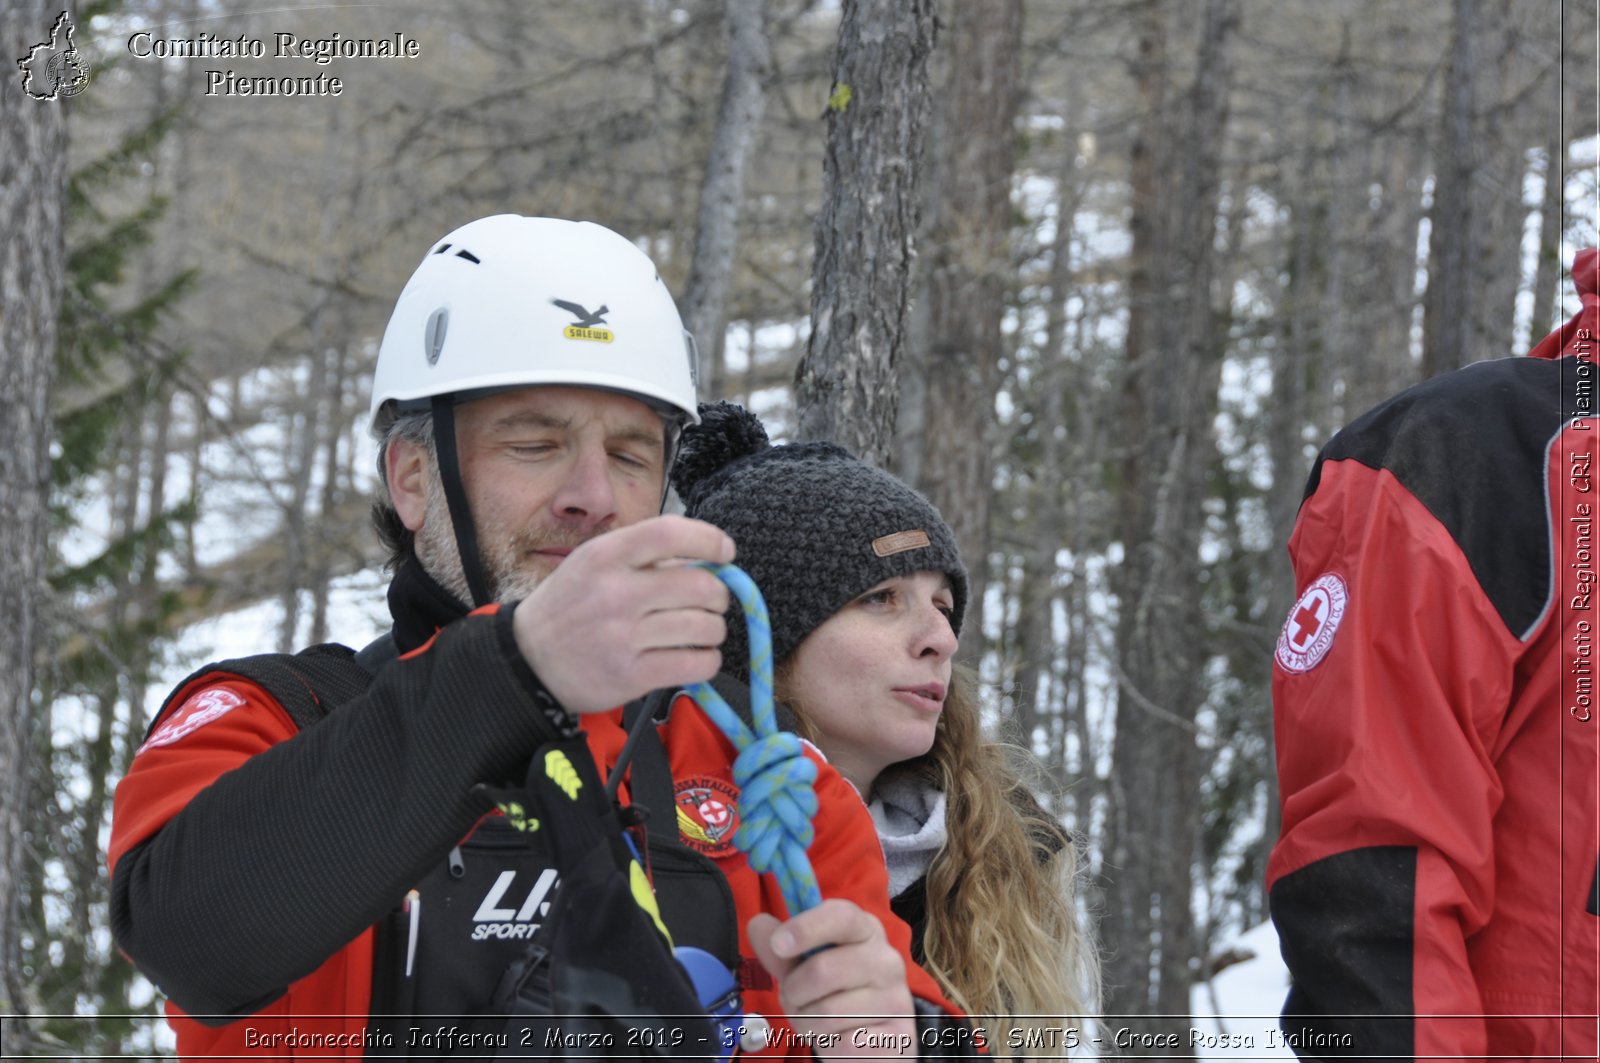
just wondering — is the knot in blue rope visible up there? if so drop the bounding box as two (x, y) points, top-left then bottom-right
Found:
(732, 734), (818, 898)
(686, 562), (822, 916)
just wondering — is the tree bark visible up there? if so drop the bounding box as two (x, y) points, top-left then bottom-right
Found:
(794, 0), (937, 466)
(1362, 126), (1432, 407)
(1473, 3), (1529, 362)
(680, 0), (770, 397)
(1012, 118), (1086, 754)
(1101, 0), (1237, 1040)
(1102, 0), (1173, 1020)
(0, 0), (68, 1022)
(1420, 0), (1479, 378)
(310, 335), (353, 647)
(1529, 127), (1567, 348)
(916, 0), (1025, 658)
(892, 2), (953, 491)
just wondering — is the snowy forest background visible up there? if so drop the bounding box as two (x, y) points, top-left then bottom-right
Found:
(1, 0), (1597, 1056)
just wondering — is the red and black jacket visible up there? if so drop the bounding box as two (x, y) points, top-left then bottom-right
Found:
(1268, 249), (1600, 1059)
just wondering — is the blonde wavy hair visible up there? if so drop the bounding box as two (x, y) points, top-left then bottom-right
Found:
(777, 664), (1100, 1057)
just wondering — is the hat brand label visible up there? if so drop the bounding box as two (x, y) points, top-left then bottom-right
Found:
(872, 529), (931, 557)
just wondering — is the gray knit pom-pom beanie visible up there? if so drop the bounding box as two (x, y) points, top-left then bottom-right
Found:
(671, 401), (968, 678)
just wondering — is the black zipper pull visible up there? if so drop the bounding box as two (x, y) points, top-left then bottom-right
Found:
(448, 844), (465, 879)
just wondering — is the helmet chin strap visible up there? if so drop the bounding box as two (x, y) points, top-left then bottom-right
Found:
(431, 394), (495, 608)
(660, 421), (684, 511)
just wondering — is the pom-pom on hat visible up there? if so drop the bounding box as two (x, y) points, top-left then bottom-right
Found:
(672, 401), (969, 678)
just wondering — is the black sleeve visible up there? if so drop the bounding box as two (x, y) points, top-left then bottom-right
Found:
(110, 608), (573, 1021)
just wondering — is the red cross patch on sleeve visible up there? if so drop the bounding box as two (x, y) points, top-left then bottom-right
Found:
(137, 687), (247, 755)
(1275, 573), (1348, 674)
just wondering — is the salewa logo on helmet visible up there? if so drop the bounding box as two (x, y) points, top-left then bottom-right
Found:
(17, 11), (93, 101)
(471, 868), (558, 941)
(552, 299), (614, 343)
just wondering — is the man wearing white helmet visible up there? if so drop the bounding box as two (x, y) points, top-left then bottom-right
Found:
(107, 216), (970, 1059)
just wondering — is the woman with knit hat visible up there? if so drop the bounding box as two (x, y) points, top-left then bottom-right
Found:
(673, 402), (1099, 1055)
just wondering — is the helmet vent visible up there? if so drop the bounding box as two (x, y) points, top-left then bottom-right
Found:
(454, 249), (481, 264)
(424, 308), (449, 366)
(432, 242), (451, 255)
(683, 329), (700, 389)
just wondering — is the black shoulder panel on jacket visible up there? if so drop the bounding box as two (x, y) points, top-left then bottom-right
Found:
(1303, 357), (1588, 640)
(144, 643), (367, 738)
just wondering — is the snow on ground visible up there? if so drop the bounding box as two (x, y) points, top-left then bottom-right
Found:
(1188, 921), (1295, 1060)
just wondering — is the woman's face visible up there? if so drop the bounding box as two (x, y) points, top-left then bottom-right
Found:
(783, 571), (959, 794)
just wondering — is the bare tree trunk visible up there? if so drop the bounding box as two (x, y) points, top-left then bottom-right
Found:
(1102, 0), (1172, 1019)
(680, 0), (770, 397)
(1269, 88), (1333, 610)
(131, 395), (175, 739)
(1102, 0), (1237, 1041)
(1473, 3), (1528, 362)
(278, 343), (325, 651)
(917, 0), (1025, 658)
(1061, 283), (1104, 837)
(0, 0), (68, 1023)
(281, 108), (366, 651)
(279, 120), (336, 650)
(183, 389), (205, 577)
(1012, 120), (1086, 755)
(1361, 128), (1432, 407)
(309, 336), (352, 647)
(892, 2), (952, 490)
(1420, 0), (1479, 378)
(1320, 30), (1357, 428)
(1529, 127), (1568, 347)
(794, 0), (937, 465)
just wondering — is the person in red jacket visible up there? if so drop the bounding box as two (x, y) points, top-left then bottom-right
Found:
(108, 214), (969, 1059)
(1267, 248), (1600, 1059)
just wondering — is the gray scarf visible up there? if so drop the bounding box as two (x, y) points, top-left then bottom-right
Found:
(868, 774), (948, 899)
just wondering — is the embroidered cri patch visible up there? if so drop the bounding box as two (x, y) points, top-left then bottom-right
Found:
(674, 776), (742, 858)
(1275, 573), (1349, 674)
(138, 687), (246, 755)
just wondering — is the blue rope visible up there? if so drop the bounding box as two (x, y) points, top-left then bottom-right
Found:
(685, 562), (821, 917)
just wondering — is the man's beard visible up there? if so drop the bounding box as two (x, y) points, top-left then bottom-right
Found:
(412, 469), (584, 607)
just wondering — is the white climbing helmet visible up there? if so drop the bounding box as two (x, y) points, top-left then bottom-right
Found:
(369, 214), (700, 433)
